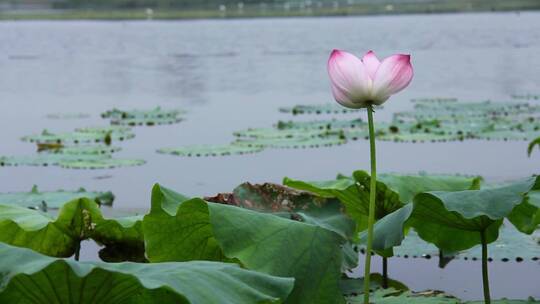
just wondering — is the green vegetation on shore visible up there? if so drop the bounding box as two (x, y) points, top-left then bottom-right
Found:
(1, 0), (539, 20)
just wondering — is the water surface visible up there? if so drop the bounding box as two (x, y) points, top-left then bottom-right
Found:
(0, 12), (539, 300)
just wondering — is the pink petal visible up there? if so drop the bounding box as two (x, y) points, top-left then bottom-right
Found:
(327, 49), (372, 108)
(362, 50), (380, 80)
(371, 54), (413, 102)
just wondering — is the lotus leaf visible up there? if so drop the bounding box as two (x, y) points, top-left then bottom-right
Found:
(157, 144), (263, 157)
(143, 184), (348, 304)
(0, 242), (294, 304)
(279, 103), (361, 115)
(0, 198), (101, 256)
(233, 135), (346, 149)
(21, 129), (134, 145)
(0, 185), (114, 209)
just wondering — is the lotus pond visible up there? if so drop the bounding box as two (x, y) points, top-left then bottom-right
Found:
(0, 12), (539, 304)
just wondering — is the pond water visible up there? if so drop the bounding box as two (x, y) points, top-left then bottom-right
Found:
(0, 12), (539, 301)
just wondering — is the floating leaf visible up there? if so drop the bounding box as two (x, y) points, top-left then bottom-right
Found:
(279, 103), (361, 115)
(0, 154), (145, 169)
(0, 185), (114, 209)
(0, 242), (294, 304)
(111, 116), (183, 126)
(21, 129), (134, 145)
(276, 119), (365, 130)
(233, 127), (338, 139)
(101, 107), (185, 119)
(346, 288), (460, 304)
(58, 158), (146, 169)
(41, 145), (121, 155)
(0, 154), (106, 167)
(340, 275), (409, 296)
(102, 107), (185, 126)
(75, 125), (133, 134)
(157, 144), (263, 157)
(233, 135), (346, 149)
(474, 130), (539, 141)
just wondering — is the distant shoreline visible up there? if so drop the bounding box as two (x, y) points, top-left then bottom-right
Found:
(1, 1), (539, 21)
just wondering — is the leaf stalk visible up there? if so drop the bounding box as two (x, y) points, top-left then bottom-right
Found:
(480, 229), (491, 304)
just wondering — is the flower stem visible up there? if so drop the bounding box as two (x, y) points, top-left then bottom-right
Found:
(363, 105), (377, 304)
(480, 229), (491, 304)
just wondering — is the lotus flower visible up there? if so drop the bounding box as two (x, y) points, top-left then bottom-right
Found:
(327, 50), (413, 108)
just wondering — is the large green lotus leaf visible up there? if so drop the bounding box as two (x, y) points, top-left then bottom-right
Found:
(361, 172), (482, 204)
(285, 172), (480, 232)
(157, 144), (263, 157)
(507, 191), (540, 234)
(21, 129), (134, 145)
(409, 177), (539, 252)
(92, 215), (143, 247)
(208, 203), (346, 304)
(278, 103), (361, 115)
(143, 185), (225, 262)
(283, 175), (368, 225)
(92, 214), (146, 262)
(358, 204), (414, 257)
(0, 185), (114, 210)
(205, 182), (357, 269)
(233, 134), (346, 149)
(0, 198), (101, 257)
(144, 184), (348, 304)
(0, 242), (294, 304)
